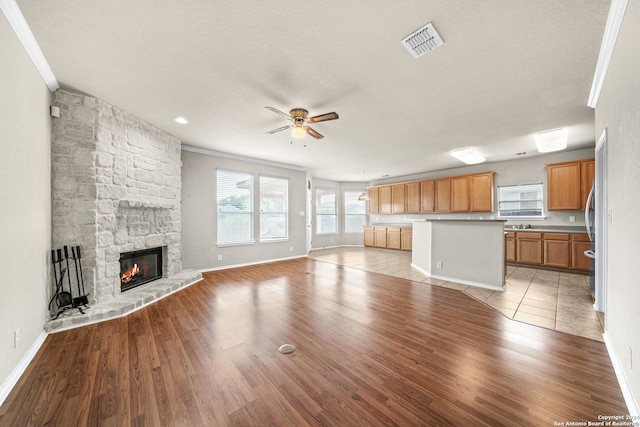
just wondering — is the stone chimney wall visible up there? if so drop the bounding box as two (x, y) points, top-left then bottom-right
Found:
(51, 89), (182, 304)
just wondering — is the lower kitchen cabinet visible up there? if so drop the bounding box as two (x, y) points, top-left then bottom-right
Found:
(571, 234), (591, 271)
(543, 233), (570, 268)
(401, 228), (412, 250)
(363, 226), (374, 247)
(516, 232), (543, 265)
(363, 226), (412, 251)
(374, 227), (387, 248)
(507, 231), (591, 273)
(387, 227), (401, 249)
(505, 232), (516, 262)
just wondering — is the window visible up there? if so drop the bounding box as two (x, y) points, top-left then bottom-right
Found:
(217, 170), (253, 244)
(344, 190), (366, 233)
(260, 176), (288, 241)
(316, 188), (337, 234)
(497, 183), (544, 218)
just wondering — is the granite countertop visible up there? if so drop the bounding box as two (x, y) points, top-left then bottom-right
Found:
(504, 225), (587, 233)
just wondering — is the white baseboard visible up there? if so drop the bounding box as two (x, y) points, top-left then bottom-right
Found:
(0, 330), (48, 407)
(198, 254), (307, 273)
(603, 331), (639, 416)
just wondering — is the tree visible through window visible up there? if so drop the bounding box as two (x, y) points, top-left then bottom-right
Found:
(260, 175), (288, 241)
(344, 190), (366, 233)
(217, 170), (253, 244)
(498, 183), (544, 218)
(316, 188), (337, 234)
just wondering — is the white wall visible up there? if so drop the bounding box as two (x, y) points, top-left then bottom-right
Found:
(181, 148), (308, 270)
(0, 15), (51, 389)
(370, 147), (595, 227)
(594, 0), (640, 411)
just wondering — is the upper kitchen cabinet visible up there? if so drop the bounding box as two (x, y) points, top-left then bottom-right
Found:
(405, 181), (421, 213)
(379, 185), (392, 214)
(470, 172), (494, 212)
(546, 158), (595, 210)
(368, 187), (379, 214)
(391, 184), (405, 213)
(420, 180), (435, 212)
(581, 159), (595, 208)
(435, 178), (452, 212)
(451, 176), (470, 212)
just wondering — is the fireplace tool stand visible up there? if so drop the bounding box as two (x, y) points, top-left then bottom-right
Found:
(49, 246), (89, 320)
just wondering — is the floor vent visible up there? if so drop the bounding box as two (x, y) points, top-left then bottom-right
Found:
(401, 22), (444, 58)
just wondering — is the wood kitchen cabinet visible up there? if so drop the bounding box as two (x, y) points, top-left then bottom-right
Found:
(451, 176), (470, 212)
(571, 233), (591, 271)
(387, 227), (401, 249)
(405, 182), (421, 213)
(581, 159), (595, 208)
(547, 158), (595, 210)
(470, 172), (494, 212)
(391, 184), (405, 213)
(505, 232), (516, 262)
(420, 180), (435, 212)
(516, 232), (543, 265)
(367, 187), (379, 214)
(401, 228), (412, 250)
(543, 233), (570, 268)
(378, 186), (392, 214)
(435, 178), (452, 212)
(363, 226), (374, 247)
(374, 226), (387, 248)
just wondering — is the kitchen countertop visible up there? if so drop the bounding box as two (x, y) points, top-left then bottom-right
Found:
(504, 225), (587, 234)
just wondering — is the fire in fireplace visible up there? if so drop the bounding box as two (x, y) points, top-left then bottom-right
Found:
(119, 247), (163, 292)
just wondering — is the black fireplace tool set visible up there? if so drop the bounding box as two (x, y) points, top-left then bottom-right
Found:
(48, 245), (89, 320)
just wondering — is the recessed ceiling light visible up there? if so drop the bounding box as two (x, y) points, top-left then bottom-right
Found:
(174, 117), (188, 125)
(451, 147), (485, 164)
(535, 128), (567, 153)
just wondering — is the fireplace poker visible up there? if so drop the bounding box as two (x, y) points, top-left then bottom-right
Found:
(71, 246), (89, 307)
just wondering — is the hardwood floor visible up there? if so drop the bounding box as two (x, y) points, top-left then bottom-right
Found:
(0, 258), (627, 426)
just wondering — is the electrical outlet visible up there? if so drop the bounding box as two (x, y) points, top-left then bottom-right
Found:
(569, 215), (576, 222)
(14, 329), (20, 348)
(217, 254), (223, 261)
(289, 246), (293, 252)
(436, 261), (443, 269)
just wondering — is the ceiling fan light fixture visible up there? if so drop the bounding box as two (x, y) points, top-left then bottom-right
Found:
(291, 125), (306, 139)
(535, 128), (567, 153)
(451, 147), (485, 165)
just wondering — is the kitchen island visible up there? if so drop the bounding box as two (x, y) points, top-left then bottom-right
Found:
(412, 219), (507, 291)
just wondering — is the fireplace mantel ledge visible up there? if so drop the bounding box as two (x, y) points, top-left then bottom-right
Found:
(118, 200), (174, 209)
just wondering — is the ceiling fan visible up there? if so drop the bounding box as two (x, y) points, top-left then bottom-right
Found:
(265, 106), (339, 139)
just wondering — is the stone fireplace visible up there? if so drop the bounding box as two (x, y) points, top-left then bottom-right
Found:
(48, 89), (200, 330)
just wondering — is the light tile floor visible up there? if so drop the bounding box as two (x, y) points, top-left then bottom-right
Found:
(308, 247), (604, 342)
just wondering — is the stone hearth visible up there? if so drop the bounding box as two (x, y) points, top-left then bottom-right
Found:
(48, 89), (200, 331)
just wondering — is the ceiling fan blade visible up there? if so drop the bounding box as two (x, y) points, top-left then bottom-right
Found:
(307, 112), (339, 123)
(265, 106), (292, 120)
(266, 124), (293, 134)
(305, 126), (324, 139)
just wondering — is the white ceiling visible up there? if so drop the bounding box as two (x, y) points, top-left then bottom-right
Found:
(17, 0), (609, 181)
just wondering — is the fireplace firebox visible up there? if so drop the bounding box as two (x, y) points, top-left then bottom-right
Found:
(119, 247), (163, 292)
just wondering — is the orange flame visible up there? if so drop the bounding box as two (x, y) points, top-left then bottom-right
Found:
(120, 263), (140, 284)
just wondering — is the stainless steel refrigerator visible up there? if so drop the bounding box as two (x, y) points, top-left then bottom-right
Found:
(584, 182), (596, 297)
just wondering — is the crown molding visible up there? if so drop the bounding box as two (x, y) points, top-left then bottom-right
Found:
(1, 0), (59, 92)
(588, 0), (629, 108)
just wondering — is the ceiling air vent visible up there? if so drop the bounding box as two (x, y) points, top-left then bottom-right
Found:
(401, 22), (444, 58)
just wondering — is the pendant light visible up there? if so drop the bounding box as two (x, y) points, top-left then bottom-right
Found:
(358, 172), (369, 201)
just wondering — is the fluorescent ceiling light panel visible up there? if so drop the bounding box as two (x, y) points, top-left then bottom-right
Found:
(535, 128), (568, 153)
(451, 147), (485, 164)
(1, 0), (59, 92)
